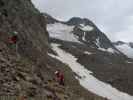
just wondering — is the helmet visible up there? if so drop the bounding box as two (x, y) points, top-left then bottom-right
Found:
(55, 71), (59, 74)
(9, 31), (18, 35)
(14, 31), (18, 35)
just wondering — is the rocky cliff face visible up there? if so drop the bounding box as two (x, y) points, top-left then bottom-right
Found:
(0, 0), (49, 98)
(0, 0), (48, 64)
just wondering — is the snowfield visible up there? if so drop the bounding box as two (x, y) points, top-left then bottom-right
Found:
(49, 43), (133, 100)
(47, 23), (94, 43)
(47, 23), (80, 43)
(116, 44), (133, 58)
(79, 24), (94, 31)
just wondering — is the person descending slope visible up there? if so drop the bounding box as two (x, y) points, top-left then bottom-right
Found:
(55, 70), (65, 86)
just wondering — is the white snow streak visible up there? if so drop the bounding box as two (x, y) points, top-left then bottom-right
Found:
(107, 48), (115, 54)
(82, 32), (86, 41)
(84, 51), (93, 55)
(126, 61), (133, 63)
(49, 43), (133, 100)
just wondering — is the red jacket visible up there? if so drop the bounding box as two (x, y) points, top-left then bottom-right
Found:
(55, 72), (64, 81)
(59, 73), (64, 81)
(9, 36), (18, 44)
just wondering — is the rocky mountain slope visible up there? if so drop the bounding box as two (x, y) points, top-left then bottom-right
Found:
(0, 0), (49, 98)
(0, 0), (49, 63)
(1, 0), (133, 99)
(45, 13), (133, 100)
(0, 0), (106, 100)
(113, 41), (133, 59)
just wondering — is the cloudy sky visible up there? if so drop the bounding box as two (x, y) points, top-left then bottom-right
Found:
(32, 0), (133, 42)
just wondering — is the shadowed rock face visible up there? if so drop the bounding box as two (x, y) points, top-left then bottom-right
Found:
(113, 41), (126, 45)
(0, 0), (49, 64)
(65, 17), (95, 27)
(129, 42), (133, 48)
(0, 0), (50, 97)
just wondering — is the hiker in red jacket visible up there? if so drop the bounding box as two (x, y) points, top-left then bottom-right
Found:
(55, 70), (65, 86)
(8, 31), (18, 44)
(8, 31), (20, 58)
(9, 35), (18, 44)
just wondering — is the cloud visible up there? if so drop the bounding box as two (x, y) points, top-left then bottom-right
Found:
(32, 0), (133, 42)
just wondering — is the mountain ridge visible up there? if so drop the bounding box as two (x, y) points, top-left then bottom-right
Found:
(46, 13), (133, 98)
(45, 13), (124, 55)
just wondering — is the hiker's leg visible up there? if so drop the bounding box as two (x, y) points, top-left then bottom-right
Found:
(8, 43), (14, 49)
(16, 43), (20, 59)
(59, 80), (65, 86)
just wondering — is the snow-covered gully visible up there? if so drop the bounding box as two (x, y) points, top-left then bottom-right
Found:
(49, 43), (133, 100)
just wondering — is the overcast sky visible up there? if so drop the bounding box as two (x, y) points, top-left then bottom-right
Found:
(32, 0), (133, 42)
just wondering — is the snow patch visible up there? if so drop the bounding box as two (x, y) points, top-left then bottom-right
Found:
(47, 23), (80, 43)
(49, 43), (133, 100)
(84, 51), (93, 55)
(82, 32), (86, 41)
(126, 61), (133, 64)
(107, 48), (115, 54)
(79, 24), (94, 31)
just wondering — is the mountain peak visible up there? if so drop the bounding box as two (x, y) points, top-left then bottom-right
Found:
(113, 41), (126, 45)
(43, 13), (95, 27)
(66, 17), (94, 26)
